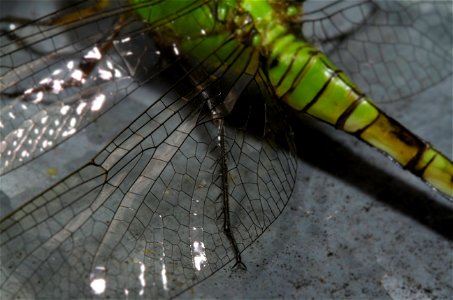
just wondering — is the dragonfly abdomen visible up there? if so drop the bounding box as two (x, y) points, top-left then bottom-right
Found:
(241, 0), (374, 130)
(132, 0), (452, 196)
(265, 32), (452, 198)
(243, 0), (453, 198)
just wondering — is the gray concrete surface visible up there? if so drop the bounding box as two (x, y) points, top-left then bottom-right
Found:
(1, 1), (452, 299)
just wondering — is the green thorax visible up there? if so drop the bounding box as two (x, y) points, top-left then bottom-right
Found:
(129, 0), (302, 61)
(129, 0), (453, 198)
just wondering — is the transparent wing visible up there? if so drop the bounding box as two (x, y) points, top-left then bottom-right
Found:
(1, 1), (297, 298)
(0, 0), (451, 299)
(1, 1), (117, 173)
(2, 0), (451, 173)
(301, 0), (452, 103)
(0, 0), (197, 174)
(0, 52), (297, 300)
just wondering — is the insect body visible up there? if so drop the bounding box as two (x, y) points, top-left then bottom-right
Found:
(0, 0), (452, 299)
(133, 0), (453, 197)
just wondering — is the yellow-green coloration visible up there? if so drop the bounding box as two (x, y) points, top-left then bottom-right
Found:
(47, 167), (58, 177)
(0, 1), (452, 298)
(131, 0), (453, 198)
(422, 153), (453, 197)
(131, 0), (242, 71)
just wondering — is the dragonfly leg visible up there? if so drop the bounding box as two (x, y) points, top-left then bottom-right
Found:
(215, 117), (247, 271)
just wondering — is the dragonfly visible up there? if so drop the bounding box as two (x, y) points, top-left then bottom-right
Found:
(1, 0), (452, 298)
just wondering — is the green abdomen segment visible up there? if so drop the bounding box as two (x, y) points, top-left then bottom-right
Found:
(132, 0), (452, 197)
(267, 37), (453, 197)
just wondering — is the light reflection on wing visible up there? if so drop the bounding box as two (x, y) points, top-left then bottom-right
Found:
(0, 3), (155, 174)
(0, 0), (452, 299)
(0, 55), (297, 298)
(1, 1), (298, 298)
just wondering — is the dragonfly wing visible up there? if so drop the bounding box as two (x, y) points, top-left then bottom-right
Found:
(2, 0), (450, 298)
(0, 1), (204, 175)
(301, 0), (452, 103)
(1, 8), (297, 298)
(0, 68), (297, 300)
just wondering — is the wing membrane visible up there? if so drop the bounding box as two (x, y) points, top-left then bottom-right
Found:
(0, 0), (451, 298)
(1, 2), (297, 297)
(301, 0), (452, 102)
